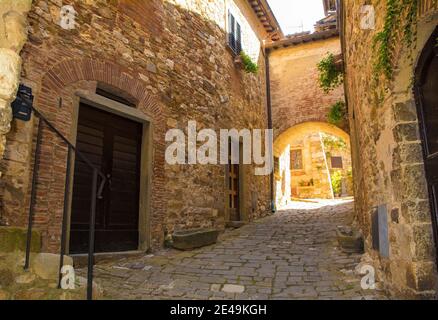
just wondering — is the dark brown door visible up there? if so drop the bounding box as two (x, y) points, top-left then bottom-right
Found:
(228, 141), (241, 221)
(69, 103), (142, 253)
(415, 26), (438, 264)
(229, 163), (240, 221)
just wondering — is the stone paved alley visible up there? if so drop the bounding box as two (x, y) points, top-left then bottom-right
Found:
(80, 200), (388, 300)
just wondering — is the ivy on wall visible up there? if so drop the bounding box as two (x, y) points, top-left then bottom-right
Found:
(322, 133), (347, 151)
(372, 0), (419, 81)
(327, 101), (347, 127)
(316, 52), (346, 128)
(317, 53), (344, 93)
(331, 170), (343, 196)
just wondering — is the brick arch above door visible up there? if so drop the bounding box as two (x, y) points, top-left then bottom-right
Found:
(39, 58), (165, 127)
(27, 58), (168, 252)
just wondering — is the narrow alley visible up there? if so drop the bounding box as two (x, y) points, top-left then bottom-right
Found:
(0, 0), (437, 303)
(82, 200), (387, 300)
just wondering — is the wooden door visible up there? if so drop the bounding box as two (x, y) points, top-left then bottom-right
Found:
(415, 26), (438, 264)
(69, 103), (142, 253)
(229, 163), (240, 221)
(228, 142), (241, 221)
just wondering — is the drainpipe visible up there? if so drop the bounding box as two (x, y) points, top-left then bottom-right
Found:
(264, 47), (276, 213)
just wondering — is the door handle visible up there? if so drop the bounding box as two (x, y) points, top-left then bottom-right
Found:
(106, 174), (112, 187)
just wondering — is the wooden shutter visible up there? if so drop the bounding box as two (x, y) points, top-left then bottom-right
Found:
(236, 22), (242, 54)
(228, 11), (236, 51)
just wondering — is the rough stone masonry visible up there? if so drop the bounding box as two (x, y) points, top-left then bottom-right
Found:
(0, 0), (32, 174)
(0, 0), (273, 253)
(342, 0), (438, 298)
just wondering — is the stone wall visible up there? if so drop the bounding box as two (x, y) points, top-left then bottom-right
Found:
(0, 0), (271, 252)
(343, 1), (438, 298)
(269, 37), (345, 140)
(0, 0), (32, 197)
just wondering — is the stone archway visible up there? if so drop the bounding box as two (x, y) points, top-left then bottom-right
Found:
(1, 58), (167, 252)
(274, 122), (352, 207)
(274, 122), (350, 156)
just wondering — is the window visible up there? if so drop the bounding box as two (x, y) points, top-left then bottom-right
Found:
(228, 10), (242, 55)
(290, 149), (303, 170)
(331, 156), (343, 169)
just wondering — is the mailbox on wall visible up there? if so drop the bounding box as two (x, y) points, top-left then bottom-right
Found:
(11, 84), (33, 122)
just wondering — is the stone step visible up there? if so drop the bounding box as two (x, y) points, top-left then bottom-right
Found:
(172, 228), (220, 250)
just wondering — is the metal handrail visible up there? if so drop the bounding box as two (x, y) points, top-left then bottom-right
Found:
(21, 96), (106, 300)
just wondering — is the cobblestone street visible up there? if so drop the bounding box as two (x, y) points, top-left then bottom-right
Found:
(81, 200), (388, 300)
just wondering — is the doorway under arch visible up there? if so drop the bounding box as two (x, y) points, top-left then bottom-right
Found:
(274, 122), (353, 208)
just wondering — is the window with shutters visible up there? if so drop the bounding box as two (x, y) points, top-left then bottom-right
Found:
(227, 10), (242, 56)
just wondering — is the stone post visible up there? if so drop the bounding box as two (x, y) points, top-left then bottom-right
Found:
(0, 0), (32, 169)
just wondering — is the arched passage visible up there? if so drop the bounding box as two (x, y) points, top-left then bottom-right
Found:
(274, 122), (353, 208)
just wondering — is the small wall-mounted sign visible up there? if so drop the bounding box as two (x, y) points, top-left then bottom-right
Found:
(12, 84), (33, 122)
(372, 204), (390, 258)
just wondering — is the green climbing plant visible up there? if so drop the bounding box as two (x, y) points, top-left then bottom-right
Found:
(317, 53), (343, 93)
(331, 170), (343, 196)
(322, 133), (347, 151)
(373, 0), (419, 81)
(327, 101), (347, 126)
(240, 51), (259, 74)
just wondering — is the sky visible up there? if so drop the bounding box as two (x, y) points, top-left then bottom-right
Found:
(268, 0), (326, 35)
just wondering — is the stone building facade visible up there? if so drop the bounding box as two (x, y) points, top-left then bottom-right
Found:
(341, 0), (438, 298)
(287, 131), (353, 200)
(267, 31), (349, 206)
(267, 33), (345, 141)
(0, 0), (280, 254)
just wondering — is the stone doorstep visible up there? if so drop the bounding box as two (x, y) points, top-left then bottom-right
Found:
(171, 229), (220, 250)
(71, 250), (146, 267)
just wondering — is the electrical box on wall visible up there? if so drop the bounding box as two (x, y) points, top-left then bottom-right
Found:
(11, 84), (33, 122)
